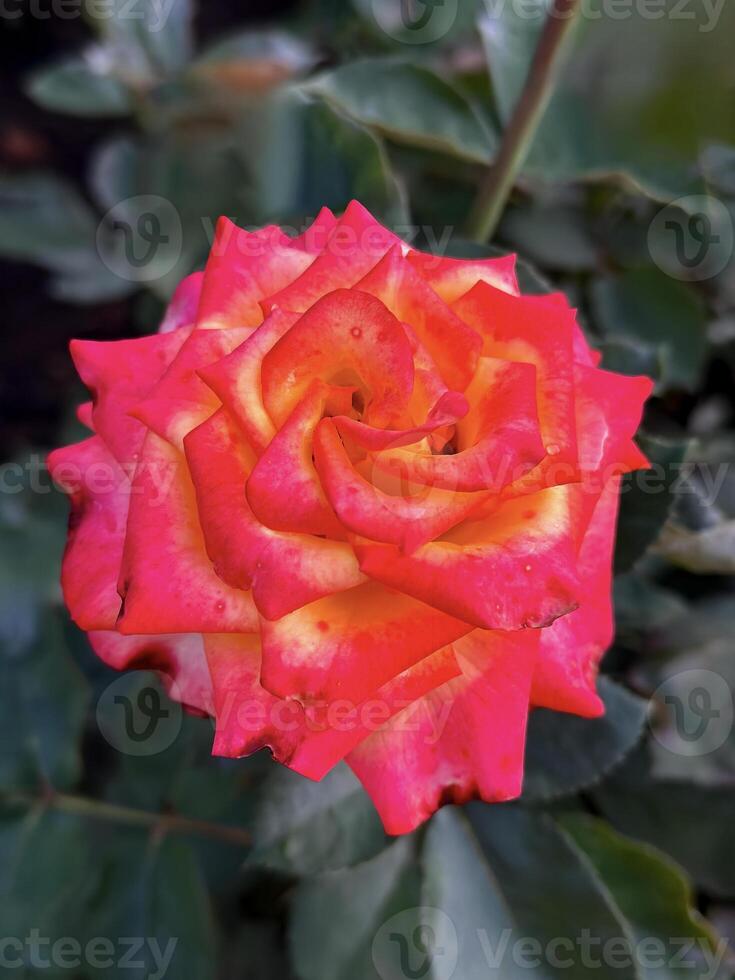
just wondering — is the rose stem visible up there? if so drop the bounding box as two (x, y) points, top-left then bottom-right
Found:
(3, 790), (252, 848)
(465, 0), (583, 243)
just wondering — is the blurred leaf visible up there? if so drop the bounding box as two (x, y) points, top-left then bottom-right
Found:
(0, 611), (90, 793)
(25, 55), (133, 117)
(95, 0), (195, 83)
(598, 337), (662, 383)
(243, 91), (407, 228)
(479, 1), (733, 202)
(595, 747), (735, 899)
(613, 573), (687, 648)
(656, 521), (735, 574)
(0, 173), (134, 301)
(306, 59), (496, 163)
(614, 433), (691, 574)
(701, 143), (735, 197)
(591, 269), (708, 393)
(500, 199), (599, 271)
(90, 834), (217, 980)
(248, 764), (386, 877)
(522, 678), (647, 803)
(289, 836), (419, 980)
(0, 806), (101, 977)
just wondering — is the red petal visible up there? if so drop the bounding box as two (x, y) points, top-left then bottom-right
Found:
(48, 436), (129, 630)
(261, 289), (415, 429)
(159, 272), (204, 334)
(532, 478), (622, 717)
(71, 327), (191, 465)
(355, 484), (582, 631)
(259, 582), (472, 706)
(89, 630), (213, 716)
(314, 418), (492, 552)
(184, 408), (364, 618)
(247, 381), (350, 538)
(261, 200), (404, 315)
(196, 216), (315, 329)
(118, 431), (259, 634)
(407, 250), (519, 304)
(358, 246), (482, 391)
(133, 327), (251, 449)
(348, 628), (539, 834)
(574, 365), (653, 476)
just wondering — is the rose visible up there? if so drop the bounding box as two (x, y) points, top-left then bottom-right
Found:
(49, 201), (652, 835)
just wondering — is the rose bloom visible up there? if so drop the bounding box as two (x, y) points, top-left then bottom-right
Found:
(49, 202), (652, 834)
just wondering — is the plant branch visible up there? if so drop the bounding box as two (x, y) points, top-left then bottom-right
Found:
(3, 790), (252, 848)
(466, 0), (583, 243)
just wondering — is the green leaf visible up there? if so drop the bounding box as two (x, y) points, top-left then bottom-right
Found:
(613, 574), (688, 649)
(614, 434), (691, 574)
(479, 1), (733, 202)
(242, 91), (408, 229)
(95, 0), (195, 82)
(595, 747), (735, 899)
(248, 764), (386, 876)
(522, 678), (648, 803)
(590, 270), (708, 392)
(306, 59), (497, 163)
(25, 56), (133, 117)
(0, 611), (90, 793)
(0, 174), (134, 302)
(90, 835), (217, 980)
(500, 199), (599, 272)
(289, 836), (419, 980)
(0, 806), (102, 976)
(560, 814), (723, 978)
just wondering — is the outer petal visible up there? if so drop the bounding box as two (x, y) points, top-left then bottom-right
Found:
(261, 200), (404, 315)
(198, 308), (300, 455)
(354, 484), (582, 631)
(205, 634), (460, 782)
(348, 628), (539, 835)
(453, 282), (580, 488)
(184, 408), (365, 618)
(407, 250), (519, 303)
(159, 271), (204, 334)
(70, 326), (191, 465)
(133, 327), (251, 449)
(531, 477), (621, 718)
(357, 246), (482, 391)
(196, 216), (316, 329)
(259, 582), (472, 706)
(117, 431), (259, 635)
(48, 436), (129, 631)
(261, 289), (415, 429)
(89, 631), (213, 716)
